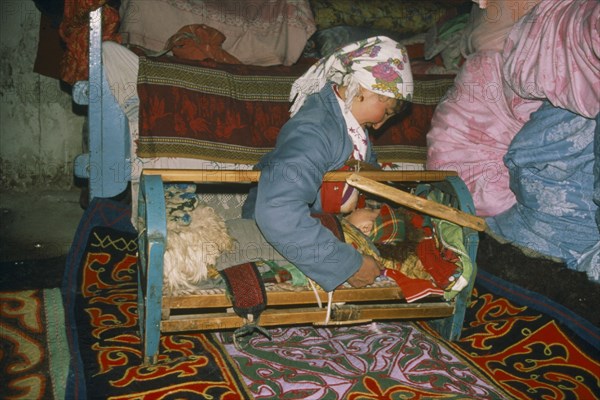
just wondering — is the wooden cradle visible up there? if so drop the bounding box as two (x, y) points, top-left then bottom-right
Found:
(137, 169), (483, 365)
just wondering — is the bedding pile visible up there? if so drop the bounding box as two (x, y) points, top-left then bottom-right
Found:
(486, 104), (599, 281)
(93, 0), (466, 223)
(119, 0), (317, 67)
(426, 0), (600, 282)
(101, 42), (448, 196)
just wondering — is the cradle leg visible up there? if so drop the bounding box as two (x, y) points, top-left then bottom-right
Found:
(138, 174), (167, 364)
(142, 241), (166, 365)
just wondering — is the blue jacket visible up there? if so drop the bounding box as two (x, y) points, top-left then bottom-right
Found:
(242, 83), (377, 291)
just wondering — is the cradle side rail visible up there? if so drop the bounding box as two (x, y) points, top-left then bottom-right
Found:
(73, 7), (131, 199)
(137, 169), (479, 365)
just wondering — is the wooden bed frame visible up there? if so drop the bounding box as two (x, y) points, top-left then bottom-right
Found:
(137, 169), (483, 365)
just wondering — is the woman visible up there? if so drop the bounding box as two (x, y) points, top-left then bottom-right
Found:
(242, 36), (413, 292)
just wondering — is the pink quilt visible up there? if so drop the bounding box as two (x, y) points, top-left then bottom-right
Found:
(427, 0), (600, 216)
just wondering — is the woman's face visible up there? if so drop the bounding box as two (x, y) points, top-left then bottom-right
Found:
(352, 90), (401, 130)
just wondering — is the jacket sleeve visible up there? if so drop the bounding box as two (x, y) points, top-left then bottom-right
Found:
(366, 134), (379, 166)
(254, 115), (363, 292)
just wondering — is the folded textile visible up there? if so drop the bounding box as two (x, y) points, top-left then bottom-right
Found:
(427, 0), (600, 218)
(502, 0), (600, 119)
(416, 235), (459, 290)
(383, 268), (444, 303)
(426, 50), (542, 216)
(486, 102), (599, 282)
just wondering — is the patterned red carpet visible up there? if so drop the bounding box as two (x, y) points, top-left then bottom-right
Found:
(3, 198), (599, 399)
(218, 274), (600, 399)
(422, 281), (600, 399)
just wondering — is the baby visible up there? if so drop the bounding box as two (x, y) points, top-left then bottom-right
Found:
(343, 204), (426, 268)
(217, 207), (384, 272)
(215, 204), (423, 281)
(344, 207), (380, 236)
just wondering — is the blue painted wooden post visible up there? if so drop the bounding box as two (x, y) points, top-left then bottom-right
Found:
(73, 7), (131, 199)
(138, 174), (167, 364)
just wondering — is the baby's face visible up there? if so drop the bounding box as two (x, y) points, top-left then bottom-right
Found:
(346, 208), (380, 235)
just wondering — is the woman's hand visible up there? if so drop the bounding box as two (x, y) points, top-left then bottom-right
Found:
(347, 255), (382, 288)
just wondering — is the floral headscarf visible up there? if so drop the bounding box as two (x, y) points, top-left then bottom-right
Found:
(289, 36), (413, 117)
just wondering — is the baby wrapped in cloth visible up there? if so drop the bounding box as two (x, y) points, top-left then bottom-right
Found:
(216, 204), (469, 302)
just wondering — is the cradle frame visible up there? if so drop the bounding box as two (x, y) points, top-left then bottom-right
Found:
(137, 169), (480, 365)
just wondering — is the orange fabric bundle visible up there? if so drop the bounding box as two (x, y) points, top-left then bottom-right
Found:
(165, 24), (241, 64)
(59, 1), (121, 84)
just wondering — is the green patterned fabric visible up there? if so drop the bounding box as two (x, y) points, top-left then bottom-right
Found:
(137, 138), (428, 165)
(369, 203), (407, 244)
(310, 0), (450, 34)
(44, 289), (69, 400)
(138, 57), (453, 106)
(138, 59), (295, 102)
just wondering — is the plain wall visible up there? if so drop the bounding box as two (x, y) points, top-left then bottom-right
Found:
(0, 1), (85, 191)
